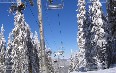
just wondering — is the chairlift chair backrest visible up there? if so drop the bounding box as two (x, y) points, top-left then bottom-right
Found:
(47, 0), (64, 10)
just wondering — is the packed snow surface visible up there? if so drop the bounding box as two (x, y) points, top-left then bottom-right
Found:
(71, 67), (116, 73)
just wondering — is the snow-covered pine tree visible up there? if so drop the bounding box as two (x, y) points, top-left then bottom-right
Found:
(5, 33), (14, 73)
(90, 0), (108, 69)
(84, 11), (93, 71)
(73, 52), (79, 71)
(45, 48), (54, 73)
(10, 11), (39, 73)
(0, 24), (6, 73)
(33, 31), (41, 72)
(33, 26), (54, 73)
(107, 0), (116, 64)
(69, 50), (76, 72)
(86, 2), (98, 70)
(76, 0), (87, 71)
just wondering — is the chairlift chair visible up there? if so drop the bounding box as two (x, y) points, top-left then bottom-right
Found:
(59, 66), (64, 68)
(47, 0), (64, 9)
(58, 50), (64, 55)
(9, 0), (34, 14)
(9, 2), (25, 13)
(29, 0), (34, 6)
(46, 49), (52, 55)
(54, 59), (58, 63)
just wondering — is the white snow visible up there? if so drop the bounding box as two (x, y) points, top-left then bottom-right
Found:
(71, 67), (116, 73)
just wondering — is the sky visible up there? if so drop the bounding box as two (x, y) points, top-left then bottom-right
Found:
(0, 0), (107, 59)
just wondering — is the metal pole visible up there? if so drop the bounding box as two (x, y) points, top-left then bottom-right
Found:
(37, 0), (48, 73)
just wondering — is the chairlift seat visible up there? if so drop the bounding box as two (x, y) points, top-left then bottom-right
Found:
(47, 0), (64, 10)
(47, 4), (63, 9)
(9, 3), (25, 14)
(58, 50), (64, 55)
(54, 60), (58, 63)
(60, 66), (64, 68)
(29, 0), (34, 6)
(46, 50), (52, 55)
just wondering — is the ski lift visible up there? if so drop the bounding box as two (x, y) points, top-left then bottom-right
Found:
(54, 59), (58, 63)
(9, 2), (25, 13)
(47, 0), (64, 9)
(18, 3), (26, 11)
(59, 66), (64, 68)
(58, 50), (64, 55)
(29, 0), (34, 6)
(54, 50), (64, 57)
(24, 0), (34, 6)
(46, 49), (52, 55)
(9, 0), (34, 14)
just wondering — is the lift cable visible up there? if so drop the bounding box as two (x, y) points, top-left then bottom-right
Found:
(29, 7), (39, 26)
(43, 4), (58, 48)
(44, 4), (53, 33)
(57, 13), (64, 50)
(28, 4), (52, 49)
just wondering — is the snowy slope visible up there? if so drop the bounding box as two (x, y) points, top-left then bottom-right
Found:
(71, 67), (116, 73)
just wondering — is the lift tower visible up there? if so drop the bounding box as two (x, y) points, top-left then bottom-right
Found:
(37, 0), (49, 73)
(37, 0), (64, 73)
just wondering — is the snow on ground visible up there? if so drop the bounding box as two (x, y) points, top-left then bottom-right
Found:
(71, 67), (116, 73)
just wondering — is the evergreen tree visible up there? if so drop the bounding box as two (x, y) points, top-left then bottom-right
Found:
(77, 0), (87, 71)
(33, 31), (41, 72)
(0, 24), (6, 73)
(5, 33), (14, 73)
(69, 52), (80, 72)
(10, 11), (39, 73)
(90, 0), (108, 69)
(33, 32), (54, 73)
(107, 0), (116, 64)
(84, 10), (93, 70)
(45, 48), (54, 73)
(69, 51), (76, 72)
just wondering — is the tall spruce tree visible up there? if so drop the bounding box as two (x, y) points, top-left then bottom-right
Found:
(5, 33), (14, 73)
(45, 48), (54, 73)
(107, 0), (116, 64)
(77, 0), (87, 71)
(69, 51), (77, 72)
(33, 31), (41, 72)
(84, 11), (93, 70)
(0, 24), (6, 73)
(10, 11), (39, 73)
(90, 0), (108, 69)
(33, 32), (54, 73)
